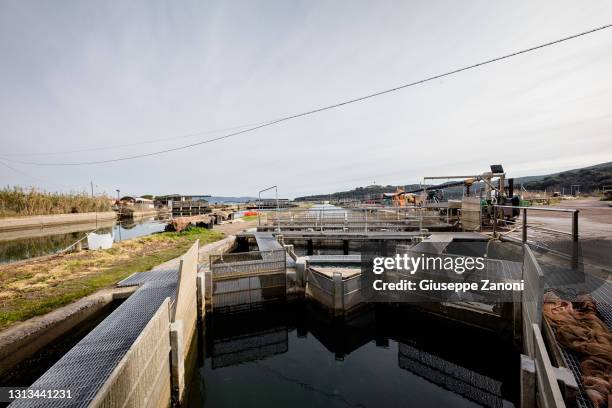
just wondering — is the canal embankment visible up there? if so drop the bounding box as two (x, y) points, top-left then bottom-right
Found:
(0, 227), (224, 332)
(0, 285), (135, 378)
(0, 212), (117, 233)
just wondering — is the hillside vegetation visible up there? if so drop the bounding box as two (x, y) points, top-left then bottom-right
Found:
(519, 162), (612, 192)
(0, 187), (112, 217)
(295, 162), (612, 201)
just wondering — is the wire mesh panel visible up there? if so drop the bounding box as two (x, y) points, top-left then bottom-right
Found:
(522, 245), (543, 359)
(210, 250), (286, 313)
(261, 208), (450, 232)
(89, 299), (171, 408)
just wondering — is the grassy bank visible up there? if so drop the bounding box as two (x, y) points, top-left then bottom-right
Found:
(0, 227), (223, 331)
(0, 187), (112, 218)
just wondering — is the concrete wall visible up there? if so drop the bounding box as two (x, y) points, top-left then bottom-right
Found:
(0, 287), (135, 377)
(89, 298), (172, 408)
(0, 211), (117, 233)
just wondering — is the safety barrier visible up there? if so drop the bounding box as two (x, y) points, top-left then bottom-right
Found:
(172, 240), (199, 353)
(89, 298), (172, 408)
(8, 241), (205, 408)
(522, 245), (543, 358)
(520, 245), (576, 408)
(263, 208), (451, 232)
(210, 249), (286, 312)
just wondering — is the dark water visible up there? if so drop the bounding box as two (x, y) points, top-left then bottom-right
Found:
(0, 218), (168, 264)
(186, 303), (519, 408)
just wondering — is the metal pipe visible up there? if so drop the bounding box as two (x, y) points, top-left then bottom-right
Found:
(493, 206), (497, 237)
(522, 210), (527, 243)
(492, 205), (578, 213)
(572, 210), (579, 242)
(258, 185), (278, 229)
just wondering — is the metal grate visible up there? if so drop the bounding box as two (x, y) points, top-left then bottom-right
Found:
(546, 289), (611, 408)
(9, 280), (177, 408)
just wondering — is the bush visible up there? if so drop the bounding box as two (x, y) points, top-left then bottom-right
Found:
(0, 186), (112, 217)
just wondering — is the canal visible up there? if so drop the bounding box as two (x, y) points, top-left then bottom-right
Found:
(185, 302), (519, 408)
(0, 217), (169, 264)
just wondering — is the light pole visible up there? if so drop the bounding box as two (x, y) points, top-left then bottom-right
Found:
(258, 185), (279, 232)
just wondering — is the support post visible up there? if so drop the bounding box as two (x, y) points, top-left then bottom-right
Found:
(196, 273), (205, 320)
(522, 209), (528, 243)
(572, 210), (579, 242)
(170, 321), (185, 402)
(332, 272), (344, 318)
(492, 206), (497, 237)
(520, 354), (536, 408)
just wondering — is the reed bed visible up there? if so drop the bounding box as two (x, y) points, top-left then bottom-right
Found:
(0, 187), (112, 217)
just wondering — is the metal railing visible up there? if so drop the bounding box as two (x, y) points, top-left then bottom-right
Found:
(522, 245), (544, 358)
(520, 244), (575, 408)
(262, 207), (450, 232)
(210, 249), (287, 312)
(492, 205), (579, 243)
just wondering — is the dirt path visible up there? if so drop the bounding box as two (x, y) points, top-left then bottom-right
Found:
(505, 198), (612, 269)
(213, 219), (257, 235)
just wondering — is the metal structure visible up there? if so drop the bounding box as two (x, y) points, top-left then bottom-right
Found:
(89, 299), (171, 408)
(9, 277), (178, 408)
(492, 205), (579, 243)
(423, 164), (507, 201)
(257, 185), (279, 231)
(261, 207), (453, 233)
(304, 267), (364, 316)
(210, 249), (287, 313)
(521, 246), (544, 358)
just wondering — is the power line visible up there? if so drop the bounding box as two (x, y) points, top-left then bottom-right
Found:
(0, 120), (276, 157)
(0, 159), (89, 190)
(2, 23), (611, 167)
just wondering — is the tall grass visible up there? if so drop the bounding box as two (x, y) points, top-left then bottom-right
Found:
(0, 186), (112, 217)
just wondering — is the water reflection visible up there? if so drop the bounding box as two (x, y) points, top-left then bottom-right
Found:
(0, 217), (169, 264)
(186, 303), (519, 408)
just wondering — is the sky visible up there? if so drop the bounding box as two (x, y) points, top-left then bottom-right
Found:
(0, 0), (611, 199)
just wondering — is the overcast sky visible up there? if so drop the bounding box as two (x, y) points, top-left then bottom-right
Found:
(0, 1), (611, 198)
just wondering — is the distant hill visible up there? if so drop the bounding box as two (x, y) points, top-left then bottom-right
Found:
(295, 184), (423, 202)
(294, 162), (612, 201)
(207, 196), (257, 204)
(515, 162), (612, 193)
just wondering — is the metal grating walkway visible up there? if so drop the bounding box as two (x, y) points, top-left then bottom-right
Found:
(541, 261), (611, 408)
(9, 270), (180, 407)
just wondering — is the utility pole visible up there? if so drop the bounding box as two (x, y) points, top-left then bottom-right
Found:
(90, 181), (94, 198)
